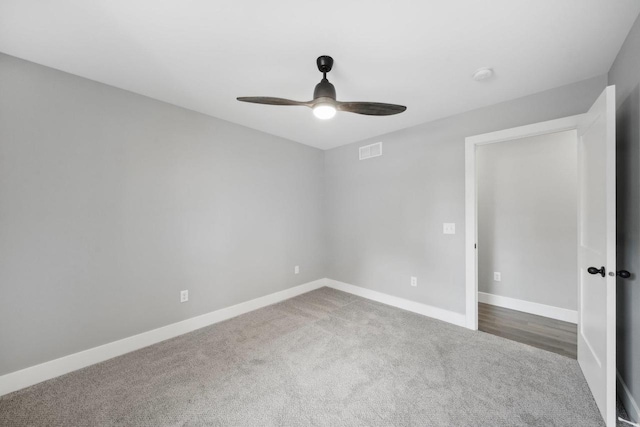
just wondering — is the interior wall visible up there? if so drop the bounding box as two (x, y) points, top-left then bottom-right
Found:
(0, 53), (326, 376)
(324, 75), (606, 315)
(609, 13), (640, 421)
(477, 131), (578, 310)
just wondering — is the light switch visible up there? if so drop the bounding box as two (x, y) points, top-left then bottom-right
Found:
(443, 223), (456, 234)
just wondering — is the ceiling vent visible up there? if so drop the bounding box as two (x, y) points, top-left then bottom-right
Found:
(359, 142), (382, 160)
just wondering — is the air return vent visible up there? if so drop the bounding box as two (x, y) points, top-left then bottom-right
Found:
(359, 142), (382, 160)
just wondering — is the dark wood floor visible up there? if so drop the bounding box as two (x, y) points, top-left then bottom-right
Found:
(478, 303), (577, 359)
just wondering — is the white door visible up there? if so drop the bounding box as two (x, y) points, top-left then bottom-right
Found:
(577, 85), (616, 426)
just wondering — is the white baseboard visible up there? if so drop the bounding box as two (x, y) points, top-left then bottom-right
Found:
(0, 278), (326, 397)
(478, 292), (578, 324)
(325, 279), (467, 328)
(618, 370), (640, 422)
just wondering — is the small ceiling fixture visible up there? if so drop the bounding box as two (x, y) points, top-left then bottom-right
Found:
(472, 67), (494, 81)
(237, 56), (407, 120)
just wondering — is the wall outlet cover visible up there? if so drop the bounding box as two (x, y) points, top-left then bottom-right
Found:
(294, 265), (300, 274)
(180, 290), (189, 302)
(411, 276), (417, 287)
(493, 272), (501, 282)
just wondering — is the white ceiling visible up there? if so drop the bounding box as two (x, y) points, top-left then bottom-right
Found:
(1, 1), (639, 150)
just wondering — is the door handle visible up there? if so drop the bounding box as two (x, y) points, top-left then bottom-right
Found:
(587, 266), (605, 277)
(617, 270), (631, 279)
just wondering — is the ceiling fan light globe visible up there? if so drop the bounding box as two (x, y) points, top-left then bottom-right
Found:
(313, 104), (336, 120)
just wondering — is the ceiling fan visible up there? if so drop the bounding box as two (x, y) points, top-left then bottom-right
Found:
(237, 56), (407, 120)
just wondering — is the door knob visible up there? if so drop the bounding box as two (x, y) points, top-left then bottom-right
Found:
(587, 266), (605, 277)
(617, 270), (631, 279)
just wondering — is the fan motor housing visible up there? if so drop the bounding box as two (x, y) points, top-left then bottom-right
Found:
(314, 79), (336, 100)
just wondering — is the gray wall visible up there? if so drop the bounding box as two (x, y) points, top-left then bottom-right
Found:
(0, 53), (326, 376)
(609, 13), (640, 421)
(476, 131), (578, 310)
(325, 75), (606, 314)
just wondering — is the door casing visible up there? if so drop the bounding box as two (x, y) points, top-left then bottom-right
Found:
(464, 114), (585, 330)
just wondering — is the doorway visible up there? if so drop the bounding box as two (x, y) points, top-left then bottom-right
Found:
(464, 115), (585, 331)
(474, 129), (579, 359)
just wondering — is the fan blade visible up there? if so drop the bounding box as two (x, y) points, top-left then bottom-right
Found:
(237, 97), (311, 107)
(337, 101), (406, 116)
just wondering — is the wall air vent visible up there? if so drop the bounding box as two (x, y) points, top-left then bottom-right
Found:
(359, 142), (382, 160)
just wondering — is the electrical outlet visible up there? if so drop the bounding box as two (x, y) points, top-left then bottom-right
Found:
(180, 290), (189, 302)
(411, 276), (417, 287)
(443, 223), (456, 234)
(294, 265), (300, 274)
(493, 272), (501, 282)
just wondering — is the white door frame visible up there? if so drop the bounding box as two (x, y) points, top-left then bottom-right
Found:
(464, 114), (585, 330)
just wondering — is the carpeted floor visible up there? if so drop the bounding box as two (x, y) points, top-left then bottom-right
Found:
(0, 287), (606, 426)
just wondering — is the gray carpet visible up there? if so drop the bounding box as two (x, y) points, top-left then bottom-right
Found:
(0, 287), (605, 426)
